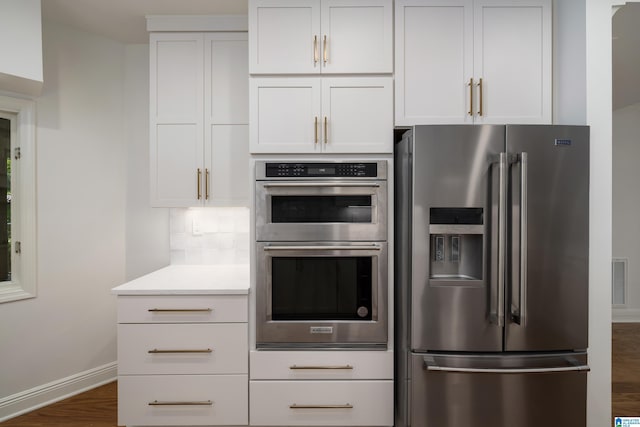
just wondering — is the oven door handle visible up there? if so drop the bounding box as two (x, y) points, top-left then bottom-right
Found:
(264, 245), (382, 251)
(262, 182), (380, 188)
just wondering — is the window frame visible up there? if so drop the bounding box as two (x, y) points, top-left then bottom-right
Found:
(0, 95), (37, 303)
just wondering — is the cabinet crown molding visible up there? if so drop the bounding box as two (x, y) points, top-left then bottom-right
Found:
(146, 15), (248, 32)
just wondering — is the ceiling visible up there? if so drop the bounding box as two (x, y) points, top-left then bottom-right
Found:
(41, 0), (640, 110)
(41, 0), (248, 44)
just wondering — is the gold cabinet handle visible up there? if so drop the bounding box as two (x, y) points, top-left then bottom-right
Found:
(323, 116), (328, 144)
(197, 168), (202, 200)
(148, 348), (213, 354)
(148, 308), (213, 313)
(477, 78), (483, 116)
(468, 78), (474, 116)
(290, 404), (353, 409)
(314, 116), (318, 144)
(323, 35), (328, 64)
(290, 365), (353, 370)
(205, 168), (210, 200)
(313, 35), (318, 64)
(149, 400), (213, 406)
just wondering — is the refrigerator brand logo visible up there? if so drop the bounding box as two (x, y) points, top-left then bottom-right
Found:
(554, 139), (572, 146)
(615, 417), (640, 426)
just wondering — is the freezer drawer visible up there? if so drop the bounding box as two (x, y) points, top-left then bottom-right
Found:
(410, 353), (588, 427)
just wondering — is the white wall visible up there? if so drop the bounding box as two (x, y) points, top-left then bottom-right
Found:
(0, 20), (168, 419)
(613, 102), (640, 320)
(585, 1), (613, 426)
(124, 44), (170, 281)
(0, 0), (43, 95)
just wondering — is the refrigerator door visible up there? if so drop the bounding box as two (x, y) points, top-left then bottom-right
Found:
(411, 352), (588, 427)
(505, 125), (589, 351)
(410, 125), (504, 352)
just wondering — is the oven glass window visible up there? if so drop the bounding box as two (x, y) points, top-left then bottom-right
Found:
(271, 257), (373, 320)
(271, 196), (372, 223)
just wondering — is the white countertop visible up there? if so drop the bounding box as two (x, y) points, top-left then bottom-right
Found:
(111, 264), (250, 295)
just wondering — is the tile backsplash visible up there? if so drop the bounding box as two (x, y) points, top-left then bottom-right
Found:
(170, 207), (250, 265)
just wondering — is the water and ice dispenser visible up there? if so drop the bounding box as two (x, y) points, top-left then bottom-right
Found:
(429, 208), (483, 281)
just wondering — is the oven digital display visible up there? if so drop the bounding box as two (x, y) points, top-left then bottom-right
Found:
(307, 167), (335, 175)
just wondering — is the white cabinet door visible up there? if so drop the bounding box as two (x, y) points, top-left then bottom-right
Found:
(249, 0), (392, 75)
(395, 0), (473, 125)
(473, 0), (551, 124)
(151, 32), (250, 207)
(119, 375), (248, 426)
(320, 0), (392, 74)
(205, 34), (249, 206)
(250, 78), (322, 153)
(249, 0), (321, 74)
(250, 380), (394, 426)
(321, 77), (392, 153)
(150, 33), (204, 207)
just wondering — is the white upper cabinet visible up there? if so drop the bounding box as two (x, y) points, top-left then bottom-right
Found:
(249, 0), (392, 74)
(150, 32), (249, 207)
(250, 77), (392, 153)
(395, 0), (551, 125)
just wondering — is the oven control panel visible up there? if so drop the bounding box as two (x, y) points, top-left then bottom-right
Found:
(265, 162), (378, 178)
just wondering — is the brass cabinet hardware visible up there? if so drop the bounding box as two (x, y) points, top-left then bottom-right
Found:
(205, 168), (210, 200)
(149, 400), (213, 406)
(468, 78), (474, 116)
(314, 116), (318, 144)
(290, 365), (354, 370)
(477, 78), (483, 116)
(148, 348), (213, 354)
(148, 308), (213, 313)
(323, 35), (328, 64)
(313, 35), (318, 64)
(290, 404), (353, 409)
(197, 168), (202, 200)
(324, 116), (328, 144)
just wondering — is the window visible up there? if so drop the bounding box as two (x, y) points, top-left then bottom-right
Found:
(0, 96), (36, 303)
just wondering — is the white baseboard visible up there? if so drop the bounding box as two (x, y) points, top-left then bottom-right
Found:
(0, 362), (117, 422)
(613, 308), (640, 323)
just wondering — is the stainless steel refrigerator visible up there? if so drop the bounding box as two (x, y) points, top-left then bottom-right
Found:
(394, 125), (590, 427)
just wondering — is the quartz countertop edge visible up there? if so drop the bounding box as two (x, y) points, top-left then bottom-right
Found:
(111, 264), (250, 295)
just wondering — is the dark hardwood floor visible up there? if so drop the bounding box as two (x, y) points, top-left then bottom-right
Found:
(1, 323), (639, 426)
(612, 322), (640, 417)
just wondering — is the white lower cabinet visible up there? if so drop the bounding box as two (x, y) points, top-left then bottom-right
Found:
(116, 293), (248, 426)
(118, 375), (248, 426)
(250, 350), (393, 426)
(250, 380), (393, 426)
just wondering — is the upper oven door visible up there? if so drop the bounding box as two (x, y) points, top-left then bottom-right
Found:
(255, 181), (387, 242)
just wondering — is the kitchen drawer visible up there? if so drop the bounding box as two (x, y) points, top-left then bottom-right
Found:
(250, 350), (393, 380)
(117, 294), (247, 323)
(118, 323), (247, 375)
(250, 380), (393, 426)
(118, 374), (248, 426)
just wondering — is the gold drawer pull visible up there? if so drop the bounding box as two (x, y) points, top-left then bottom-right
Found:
(290, 403), (353, 409)
(149, 400), (213, 406)
(290, 365), (353, 370)
(148, 348), (213, 354)
(148, 308), (212, 313)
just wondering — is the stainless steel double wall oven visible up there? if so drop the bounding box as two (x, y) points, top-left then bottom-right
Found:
(255, 161), (388, 348)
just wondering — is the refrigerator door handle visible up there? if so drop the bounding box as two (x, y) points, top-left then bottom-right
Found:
(423, 356), (590, 374)
(496, 153), (508, 327)
(511, 152), (528, 326)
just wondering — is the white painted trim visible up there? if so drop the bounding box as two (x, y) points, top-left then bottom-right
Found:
(0, 362), (117, 422)
(146, 15), (248, 32)
(613, 308), (640, 323)
(0, 95), (37, 304)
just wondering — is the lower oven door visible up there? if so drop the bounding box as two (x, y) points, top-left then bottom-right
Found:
(256, 242), (388, 349)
